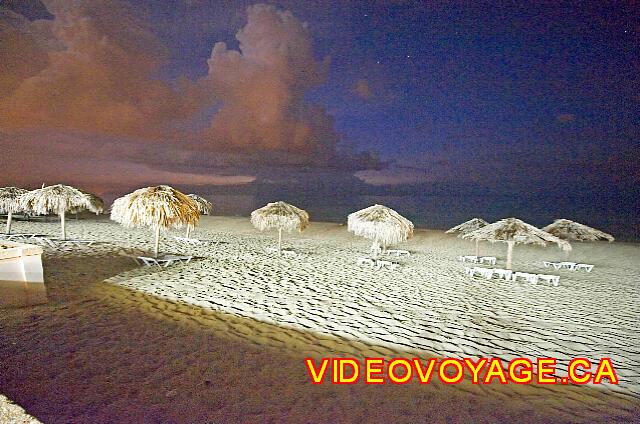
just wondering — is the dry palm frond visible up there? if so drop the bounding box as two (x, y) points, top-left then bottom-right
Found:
(347, 204), (414, 246)
(543, 219), (614, 242)
(250, 201), (309, 233)
(21, 184), (92, 215)
(462, 217), (571, 252)
(110, 185), (200, 230)
(0, 187), (28, 214)
(187, 194), (213, 215)
(446, 218), (488, 235)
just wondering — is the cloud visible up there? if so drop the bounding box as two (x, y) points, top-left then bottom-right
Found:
(0, 0), (197, 139)
(197, 4), (336, 161)
(0, 0), (380, 197)
(353, 79), (372, 99)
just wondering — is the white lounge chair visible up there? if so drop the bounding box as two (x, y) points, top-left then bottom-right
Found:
(1, 233), (51, 242)
(375, 259), (399, 271)
(492, 268), (513, 280)
(47, 239), (97, 248)
(133, 254), (193, 268)
(512, 272), (539, 284)
(479, 256), (497, 265)
(282, 250), (297, 258)
(386, 249), (410, 257)
(537, 274), (560, 286)
(465, 267), (493, 279)
(559, 262), (577, 270)
(358, 257), (375, 267)
(575, 263), (594, 272)
(457, 255), (479, 263)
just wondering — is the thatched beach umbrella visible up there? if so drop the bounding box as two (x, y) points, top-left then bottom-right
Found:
(21, 184), (94, 240)
(347, 204), (414, 259)
(111, 185), (200, 257)
(446, 217), (488, 256)
(543, 219), (614, 242)
(69, 191), (104, 215)
(462, 217), (571, 269)
(250, 201), (309, 254)
(185, 194), (213, 238)
(0, 187), (29, 234)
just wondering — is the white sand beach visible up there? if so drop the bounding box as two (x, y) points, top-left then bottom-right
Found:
(1, 215), (639, 423)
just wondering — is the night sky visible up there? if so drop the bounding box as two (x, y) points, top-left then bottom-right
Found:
(1, 0), (638, 234)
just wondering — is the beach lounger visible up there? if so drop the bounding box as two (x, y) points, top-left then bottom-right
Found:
(282, 250), (297, 258)
(491, 268), (512, 280)
(375, 259), (399, 271)
(558, 262), (577, 271)
(47, 239), (97, 248)
(537, 274), (560, 286)
(386, 249), (410, 257)
(1, 233), (51, 242)
(132, 254), (193, 268)
(575, 263), (594, 272)
(512, 272), (539, 284)
(457, 255), (479, 263)
(358, 257), (375, 267)
(265, 247), (298, 257)
(479, 256), (496, 265)
(465, 267), (493, 279)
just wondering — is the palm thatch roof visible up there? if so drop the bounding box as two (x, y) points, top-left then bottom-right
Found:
(347, 204), (414, 245)
(0, 187), (29, 214)
(462, 217), (571, 251)
(110, 185), (200, 229)
(250, 201), (309, 232)
(69, 191), (104, 215)
(543, 219), (614, 242)
(446, 218), (488, 235)
(21, 184), (93, 215)
(187, 194), (213, 215)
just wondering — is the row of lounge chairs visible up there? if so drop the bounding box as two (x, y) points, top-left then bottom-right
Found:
(465, 266), (561, 286)
(457, 255), (497, 265)
(1, 233), (96, 248)
(543, 261), (594, 272)
(357, 257), (399, 270)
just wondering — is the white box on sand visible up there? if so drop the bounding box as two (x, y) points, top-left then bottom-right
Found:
(0, 240), (47, 307)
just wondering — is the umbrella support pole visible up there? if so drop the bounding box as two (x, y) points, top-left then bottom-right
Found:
(186, 225), (191, 238)
(60, 210), (66, 240)
(5, 211), (12, 234)
(154, 226), (160, 258)
(506, 240), (515, 270)
(278, 228), (282, 255)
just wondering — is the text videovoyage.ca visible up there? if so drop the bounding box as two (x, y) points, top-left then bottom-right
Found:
(305, 357), (619, 385)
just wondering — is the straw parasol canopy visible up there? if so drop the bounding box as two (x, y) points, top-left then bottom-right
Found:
(543, 219), (614, 242)
(69, 191), (104, 215)
(347, 204), (414, 259)
(446, 217), (488, 256)
(0, 187), (29, 234)
(111, 185), (200, 257)
(462, 217), (571, 269)
(250, 201), (309, 254)
(185, 194), (213, 237)
(21, 184), (95, 240)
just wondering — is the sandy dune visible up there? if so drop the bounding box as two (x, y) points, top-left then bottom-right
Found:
(1, 216), (639, 423)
